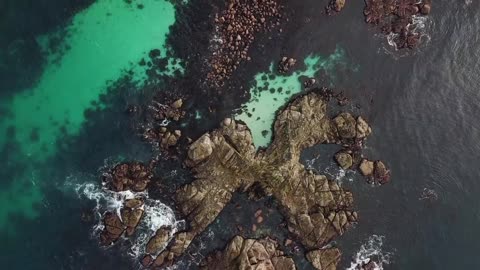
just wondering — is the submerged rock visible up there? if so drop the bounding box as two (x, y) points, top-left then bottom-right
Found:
(146, 227), (171, 255)
(201, 236), (296, 270)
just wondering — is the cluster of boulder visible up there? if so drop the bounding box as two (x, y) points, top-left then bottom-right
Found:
(143, 89), (388, 269)
(99, 162), (153, 245)
(207, 0), (283, 87)
(364, 0), (432, 49)
(100, 197), (145, 246)
(277, 57), (297, 73)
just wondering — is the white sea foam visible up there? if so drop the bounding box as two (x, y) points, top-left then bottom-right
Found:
(346, 235), (393, 270)
(70, 174), (183, 260)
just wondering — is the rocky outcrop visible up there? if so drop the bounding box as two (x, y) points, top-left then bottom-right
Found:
(306, 248), (341, 270)
(148, 99), (185, 122)
(359, 159), (391, 185)
(99, 198), (145, 245)
(150, 90), (388, 268)
(103, 162), (153, 192)
(201, 236), (296, 270)
(207, 0), (283, 87)
(364, 0), (432, 49)
(335, 151), (353, 170)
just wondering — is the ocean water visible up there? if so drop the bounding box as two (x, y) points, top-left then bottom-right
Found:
(1, 0), (480, 269)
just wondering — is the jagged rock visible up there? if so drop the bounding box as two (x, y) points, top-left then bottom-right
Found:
(121, 207), (144, 236)
(105, 162), (152, 192)
(207, 0), (283, 87)
(146, 227), (171, 254)
(374, 160), (390, 184)
(100, 212), (125, 246)
(334, 112), (357, 139)
(363, 0), (433, 49)
(356, 116), (372, 139)
(201, 236), (296, 270)
(186, 134), (214, 165)
(335, 152), (353, 169)
(306, 248), (341, 270)
(359, 159), (374, 176)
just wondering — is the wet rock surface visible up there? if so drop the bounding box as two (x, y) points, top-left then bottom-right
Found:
(151, 89), (389, 268)
(306, 248), (341, 270)
(278, 57), (297, 73)
(201, 236), (296, 270)
(99, 198), (145, 245)
(207, 0), (283, 87)
(363, 0), (432, 49)
(103, 162), (153, 192)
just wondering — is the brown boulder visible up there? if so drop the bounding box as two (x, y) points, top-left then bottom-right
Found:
(333, 113), (357, 139)
(306, 248), (341, 270)
(335, 151), (353, 169)
(100, 212), (125, 245)
(146, 227), (172, 254)
(106, 162), (152, 192)
(359, 159), (374, 176)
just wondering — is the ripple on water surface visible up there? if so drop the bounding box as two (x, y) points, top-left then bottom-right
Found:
(0, 0), (180, 231)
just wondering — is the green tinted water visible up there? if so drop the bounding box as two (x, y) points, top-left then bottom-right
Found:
(236, 47), (348, 148)
(0, 0), (178, 231)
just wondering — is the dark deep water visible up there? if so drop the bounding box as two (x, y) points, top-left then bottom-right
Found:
(1, 0), (480, 269)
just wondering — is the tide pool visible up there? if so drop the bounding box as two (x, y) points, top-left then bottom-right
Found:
(236, 47), (349, 148)
(0, 0), (180, 231)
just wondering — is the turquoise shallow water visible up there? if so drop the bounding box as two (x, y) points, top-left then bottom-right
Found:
(0, 0), (178, 231)
(236, 47), (350, 148)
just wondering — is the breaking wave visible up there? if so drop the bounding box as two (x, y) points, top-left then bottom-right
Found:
(346, 235), (393, 270)
(66, 171), (184, 260)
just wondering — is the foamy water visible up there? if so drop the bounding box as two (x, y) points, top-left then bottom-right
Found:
(69, 175), (183, 260)
(346, 235), (393, 270)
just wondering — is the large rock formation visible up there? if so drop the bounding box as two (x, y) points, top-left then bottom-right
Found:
(201, 236), (296, 270)
(149, 90), (386, 269)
